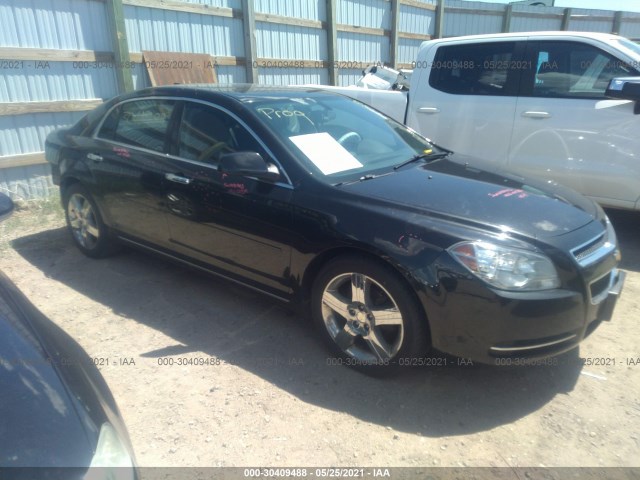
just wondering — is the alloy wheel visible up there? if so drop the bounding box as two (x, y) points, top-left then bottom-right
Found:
(67, 193), (100, 250)
(321, 272), (405, 363)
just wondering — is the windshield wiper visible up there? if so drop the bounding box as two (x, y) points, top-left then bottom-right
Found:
(334, 151), (450, 186)
(393, 151), (451, 171)
(333, 172), (392, 187)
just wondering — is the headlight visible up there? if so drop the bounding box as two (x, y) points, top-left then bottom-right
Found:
(604, 215), (621, 263)
(604, 215), (617, 249)
(449, 241), (560, 291)
(84, 423), (135, 480)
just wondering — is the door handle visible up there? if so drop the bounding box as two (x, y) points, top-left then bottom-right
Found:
(165, 173), (192, 185)
(418, 107), (440, 114)
(522, 111), (551, 119)
(87, 153), (103, 162)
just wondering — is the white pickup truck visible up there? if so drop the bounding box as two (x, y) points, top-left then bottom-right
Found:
(320, 32), (640, 210)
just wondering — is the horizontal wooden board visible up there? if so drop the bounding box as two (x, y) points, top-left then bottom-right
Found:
(0, 99), (104, 116)
(130, 52), (243, 67)
(122, 0), (239, 18)
(142, 51), (218, 85)
(337, 24), (390, 37)
(400, 0), (437, 11)
(254, 58), (326, 69)
(0, 47), (113, 63)
(255, 12), (324, 29)
(0, 152), (47, 169)
(399, 32), (432, 40)
(445, 6), (504, 17)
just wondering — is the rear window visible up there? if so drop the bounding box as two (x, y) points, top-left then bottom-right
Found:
(97, 99), (176, 153)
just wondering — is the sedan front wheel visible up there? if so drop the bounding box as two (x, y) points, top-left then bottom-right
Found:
(312, 255), (429, 372)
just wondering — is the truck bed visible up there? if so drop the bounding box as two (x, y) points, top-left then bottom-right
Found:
(306, 85), (408, 123)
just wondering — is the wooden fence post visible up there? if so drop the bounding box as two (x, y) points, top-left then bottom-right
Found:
(561, 8), (572, 31)
(241, 0), (258, 83)
(390, 0), (400, 69)
(612, 11), (623, 35)
(502, 4), (513, 33)
(435, 0), (445, 39)
(326, 0), (338, 85)
(106, 0), (134, 93)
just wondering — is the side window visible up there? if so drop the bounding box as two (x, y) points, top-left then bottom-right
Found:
(529, 41), (638, 99)
(98, 99), (175, 153)
(178, 102), (262, 165)
(429, 42), (519, 96)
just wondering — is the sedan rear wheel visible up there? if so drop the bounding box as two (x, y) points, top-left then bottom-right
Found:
(64, 184), (114, 258)
(312, 255), (429, 372)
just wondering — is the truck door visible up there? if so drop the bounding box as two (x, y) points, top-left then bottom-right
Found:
(407, 39), (525, 166)
(508, 39), (640, 209)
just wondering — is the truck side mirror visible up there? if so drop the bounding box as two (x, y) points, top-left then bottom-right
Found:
(605, 77), (640, 114)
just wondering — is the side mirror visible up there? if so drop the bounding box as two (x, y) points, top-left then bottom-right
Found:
(605, 77), (640, 103)
(219, 151), (280, 182)
(0, 193), (14, 222)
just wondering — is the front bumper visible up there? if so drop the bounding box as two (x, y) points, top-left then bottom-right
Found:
(487, 268), (625, 359)
(418, 253), (625, 365)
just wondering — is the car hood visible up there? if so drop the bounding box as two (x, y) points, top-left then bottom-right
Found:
(0, 274), (95, 468)
(340, 155), (598, 239)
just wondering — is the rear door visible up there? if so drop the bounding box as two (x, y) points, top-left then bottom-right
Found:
(90, 98), (177, 245)
(508, 39), (640, 208)
(408, 39), (525, 166)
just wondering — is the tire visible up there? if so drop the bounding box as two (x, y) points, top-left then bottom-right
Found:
(311, 255), (430, 373)
(63, 183), (115, 258)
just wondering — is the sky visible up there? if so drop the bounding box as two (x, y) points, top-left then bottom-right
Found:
(473, 0), (640, 13)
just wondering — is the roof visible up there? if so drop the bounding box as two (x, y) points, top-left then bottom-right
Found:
(133, 83), (336, 102)
(430, 31), (624, 44)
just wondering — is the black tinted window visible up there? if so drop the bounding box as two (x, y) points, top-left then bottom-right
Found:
(98, 99), (175, 153)
(429, 42), (520, 96)
(178, 102), (262, 165)
(528, 41), (639, 99)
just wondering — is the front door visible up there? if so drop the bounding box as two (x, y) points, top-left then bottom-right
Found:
(163, 100), (295, 295)
(509, 40), (640, 209)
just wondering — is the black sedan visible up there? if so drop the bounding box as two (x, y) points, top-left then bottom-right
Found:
(45, 85), (624, 369)
(0, 194), (138, 478)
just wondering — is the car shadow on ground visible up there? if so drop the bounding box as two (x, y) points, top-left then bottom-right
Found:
(12, 215), (636, 437)
(605, 209), (640, 273)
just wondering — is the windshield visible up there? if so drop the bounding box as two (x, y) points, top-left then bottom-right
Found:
(243, 94), (437, 183)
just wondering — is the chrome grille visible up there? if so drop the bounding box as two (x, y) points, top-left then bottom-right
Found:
(571, 232), (615, 267)
(572, 233), (605, 262)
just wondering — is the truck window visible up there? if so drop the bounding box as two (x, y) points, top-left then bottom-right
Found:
(524, 41), (639, 99)
(428, 42), (521, 96)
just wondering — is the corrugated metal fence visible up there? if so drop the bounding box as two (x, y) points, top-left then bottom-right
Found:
(1, 0), (639, 199)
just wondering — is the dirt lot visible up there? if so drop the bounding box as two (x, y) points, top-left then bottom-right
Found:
(1, 198), (639, 470)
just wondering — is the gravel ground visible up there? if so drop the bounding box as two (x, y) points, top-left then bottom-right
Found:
(1, 199), (639, 472)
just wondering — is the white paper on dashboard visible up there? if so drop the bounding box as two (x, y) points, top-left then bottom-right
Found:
(289, 132), (363, 175)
